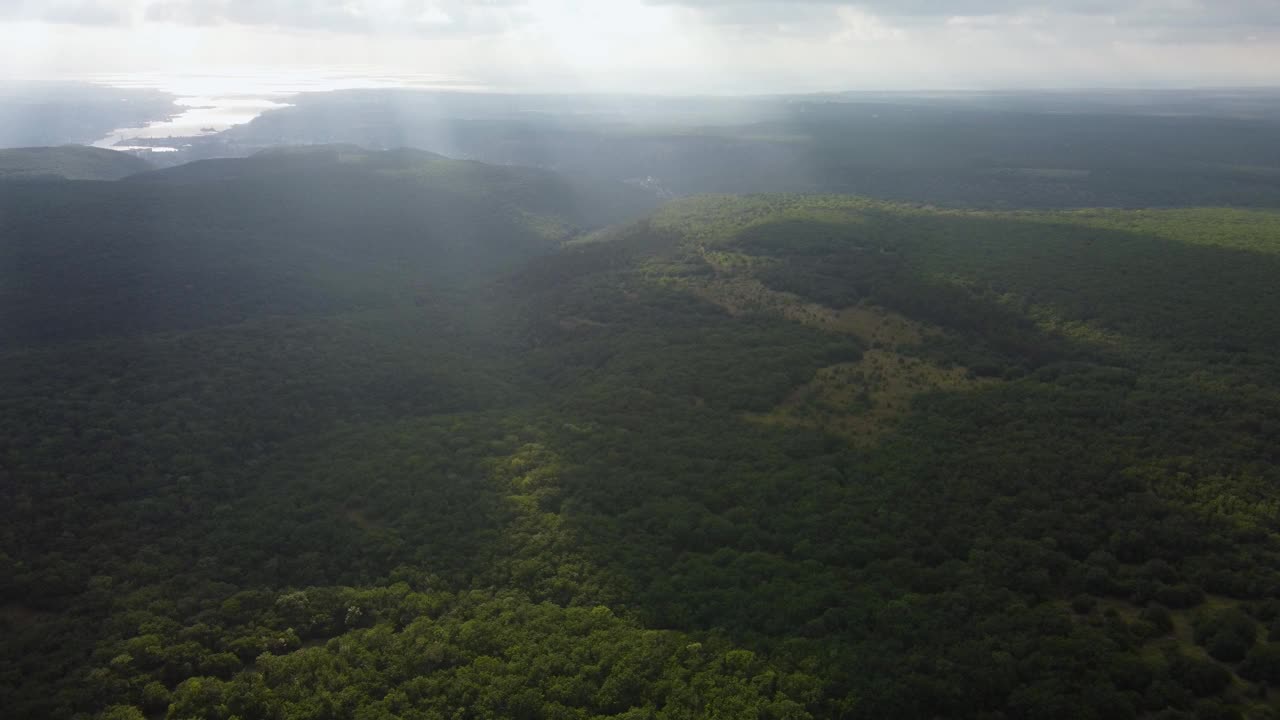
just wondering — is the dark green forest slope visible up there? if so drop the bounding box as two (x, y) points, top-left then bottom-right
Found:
(0, 145), (653, 345)
(0, 146), (151, 182)
(4, 162), (1280, 720)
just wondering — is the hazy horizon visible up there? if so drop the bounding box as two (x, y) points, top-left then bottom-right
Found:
(5, 71), (1280, 155)
(3, 1), (1280, 94)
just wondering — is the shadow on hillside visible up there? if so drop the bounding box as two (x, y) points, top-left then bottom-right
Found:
(729, 212), (1280, 366)
(11, 202), (1279, 717)
(486, 212), (1280, 713)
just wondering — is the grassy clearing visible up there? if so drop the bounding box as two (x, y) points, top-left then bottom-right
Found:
(681, 267), (933, 348)
(672, 247), (992, 443)
(748, 350), (993, 445)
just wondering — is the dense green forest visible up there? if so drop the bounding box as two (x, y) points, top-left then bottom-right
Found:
(0, 146), (152, 182)
(0, 145), (653, 344)
(5, 150), (1280, 720)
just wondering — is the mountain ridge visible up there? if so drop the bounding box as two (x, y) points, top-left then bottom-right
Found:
(0, 146), (656, 345)
(0, 145), (152, 181)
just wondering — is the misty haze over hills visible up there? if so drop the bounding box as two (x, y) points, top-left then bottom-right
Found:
(8, 82), (1280, 210)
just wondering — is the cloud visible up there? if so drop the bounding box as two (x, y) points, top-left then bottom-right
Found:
(143, 0), (528, 34)
(2, 0), (1279, 91)
(9, 0), (1279, 43)
(0, 0), (132, 25)
(647, 0), (1280, 39)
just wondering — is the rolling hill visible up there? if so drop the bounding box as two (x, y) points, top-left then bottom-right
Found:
(0, 145), (655, 345)
(4, 166), (1280, 719)
(0, 145), (151, 182)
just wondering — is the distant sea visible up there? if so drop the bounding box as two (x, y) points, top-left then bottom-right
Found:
(87, 68), (483, 151)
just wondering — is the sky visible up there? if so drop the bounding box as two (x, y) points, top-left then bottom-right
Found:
(1, 0), (1279, 93)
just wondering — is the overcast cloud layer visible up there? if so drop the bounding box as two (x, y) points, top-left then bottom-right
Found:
(1, 0), (1278, 91)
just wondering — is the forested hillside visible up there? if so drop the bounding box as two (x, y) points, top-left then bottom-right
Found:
(0, 146), (151, 182)
(0, 145), (653, 345)
(5, 170), (1280, 719)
